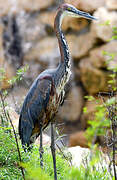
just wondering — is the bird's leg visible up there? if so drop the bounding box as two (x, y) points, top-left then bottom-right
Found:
(39, 122), (44, 168)
(51, 121), (57, 180)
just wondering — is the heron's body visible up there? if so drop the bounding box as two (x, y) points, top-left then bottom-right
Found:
(19, 3), (97, 149)
(19, 63), (70, 145)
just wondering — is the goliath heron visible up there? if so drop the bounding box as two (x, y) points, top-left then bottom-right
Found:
(19, 3), (97, 179)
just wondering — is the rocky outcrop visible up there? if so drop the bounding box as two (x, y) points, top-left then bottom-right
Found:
(81, 98), (102, 129)
(24, 37), (59, 68)
(17, 0), (54, 12)
(69, 131), (88, 147)
(0, 0), (54, 17)
(79, 58), (109, 94)
(106, 0), (117, 10)
(58, 86), (84, 122)
(89, 41), (117, 69)
(68, 146), (112, 176)
(66, 32), (96, 59)
(0, 0), (13, 17)
(0, 23), (15, 89)
(0, 62), (15, 89)
(91, 8), (117, 42)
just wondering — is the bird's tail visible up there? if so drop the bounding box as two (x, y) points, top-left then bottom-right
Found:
(18, 114), (33, 147)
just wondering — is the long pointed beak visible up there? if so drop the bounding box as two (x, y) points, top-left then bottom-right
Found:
(76, 10), (98, 20)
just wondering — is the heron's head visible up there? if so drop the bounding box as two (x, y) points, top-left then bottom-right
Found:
(59, 3), (98, 20)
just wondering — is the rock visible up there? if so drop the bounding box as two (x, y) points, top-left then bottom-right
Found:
(0, 23), (15, 90)
(25, 32), (96, 65)
(81, 98), (101, 129)
(2, 15), (24, 69)
(0, 62), (15, 90)
(91, 7), (117, 42)
(0, 0), (13, 17)
(38, 11), (55, 30)
(6, 86), (28, 110)
(0, 23), (15, 89)
(66, 32), (96, 59)
(65, 0), (106, 12)
(17, 12), (46, 54)
(5, 86), (28, 114)
(58, 86), (84, 122)
(7, 106), (19, 130)
(69, 131), (88, 148)
(17, 0), (54, 12)
(68, 146), (90, 167)
(0, 24), (5, 65)
(0, 106), (19, 130)
(90, 41), (117, 69)
(106, 0), (117, 10)
(0, 0), (54, 17)
(62, 17), (88, 32)
(24, 36), (60, 68)
(79, 58), (109, 94)
(35, 133), (51, 146)
(39, 10), (88, 32)
(68, 146), (111, 174)
(73, 67), (81, 84)
(23, 61), (42, 84)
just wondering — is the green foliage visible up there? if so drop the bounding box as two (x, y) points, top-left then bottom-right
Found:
(85, 24), (117, 180)
(99, 20), (110, 26)
(64, 165), (110, 180)
(23, 164), (52, 180)
(0, 126), (72, 180)
(23, 146), (111, 180)
(83, 107), (87, 113)
(85, 97), (110, 144)
(8, 65), (29, 85)
(0, 126), (113, 180)
(106, 97), (116, 106)
(0, 127), (23, 179)
(21, 145), (70, 180)
(84, 95), (95, 101)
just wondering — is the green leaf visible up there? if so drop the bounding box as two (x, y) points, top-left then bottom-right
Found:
(84, 96), (95, 101)
(112, 26), (117, 34)
(83, 107), (87, 113)
(108, 80), (114, 84)
(106, 97), (116, 106)
(109, 74), (116, 78)
(99, 20), (110, 26)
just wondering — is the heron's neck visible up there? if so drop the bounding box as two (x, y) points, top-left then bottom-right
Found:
(54, 10), (70, 70)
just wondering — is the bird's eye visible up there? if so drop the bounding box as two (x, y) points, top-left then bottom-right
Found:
(67, 7), (71, 11)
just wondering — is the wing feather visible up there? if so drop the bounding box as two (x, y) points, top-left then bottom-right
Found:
(18, 78), (52, 146)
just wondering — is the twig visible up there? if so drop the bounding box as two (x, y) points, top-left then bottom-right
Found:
(7, 113), (25, 180)
(55, 126), (72, 166)
(56, 143), (72, 166)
